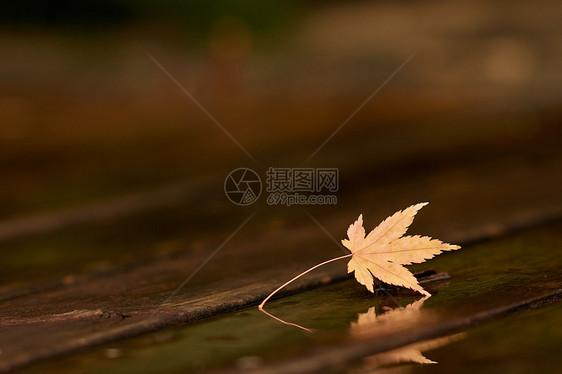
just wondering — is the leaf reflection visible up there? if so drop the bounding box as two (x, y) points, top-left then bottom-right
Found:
(349, 297), (465, 372)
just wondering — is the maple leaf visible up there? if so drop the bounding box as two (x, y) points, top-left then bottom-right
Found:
(259, 202), (461, 331)
(342, 202), (460, 296)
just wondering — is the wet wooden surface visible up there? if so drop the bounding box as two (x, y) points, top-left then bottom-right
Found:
(7, 221), (562, 374)
(1, 111), (562, 371)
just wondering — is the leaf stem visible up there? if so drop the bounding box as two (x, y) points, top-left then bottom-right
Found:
(258, 253), (353, 311)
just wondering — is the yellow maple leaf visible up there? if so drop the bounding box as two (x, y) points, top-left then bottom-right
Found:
(342, 202), (460, 296)
(259, 202), (461, 331)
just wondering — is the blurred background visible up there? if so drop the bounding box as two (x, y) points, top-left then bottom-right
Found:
(1, 0), (561, 289)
